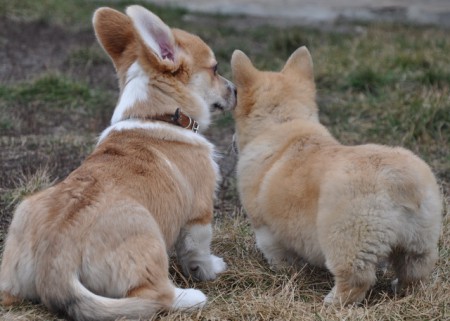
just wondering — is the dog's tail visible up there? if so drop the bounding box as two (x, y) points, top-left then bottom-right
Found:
(42, 277), (165, 321)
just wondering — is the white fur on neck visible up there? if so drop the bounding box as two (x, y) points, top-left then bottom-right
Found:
(187, 74), (213, 130)
(191, 92), (211, 130)
(97, 120), (212, 148)
(97, 120), (220, 186)
(111, 62), (149, 124)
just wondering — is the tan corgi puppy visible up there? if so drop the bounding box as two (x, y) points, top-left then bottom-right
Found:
(231, 47), (442, 305)
(0, 5), (236, 320)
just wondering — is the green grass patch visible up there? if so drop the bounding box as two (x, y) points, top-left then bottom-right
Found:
(0, 74), (111, 112)
(344, 67), (394, 93)
(391, 52), (432, 70)
(271, 28), (313, 56)
(418, 69), (450, 88)
(67, 47), (109, 68)
(1, 75), (91, 108)
(0, 74), (114, 135)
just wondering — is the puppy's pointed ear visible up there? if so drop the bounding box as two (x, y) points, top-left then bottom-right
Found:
(231, 50), (258, 88)
(93, 7), (134, 68)
(281, 46), (314, 81)
(126, 5), (177, 64)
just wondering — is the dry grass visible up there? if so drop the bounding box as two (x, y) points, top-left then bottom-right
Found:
(3, 208), (448, 320)
(0, 0), (449, 320)
(168, 209), (449, 321)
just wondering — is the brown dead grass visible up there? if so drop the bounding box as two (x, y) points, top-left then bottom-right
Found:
(3, 207), (448, 321)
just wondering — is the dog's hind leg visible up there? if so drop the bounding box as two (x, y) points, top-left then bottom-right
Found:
(0, 199), (39, 304)
(324, 266), (376, 306)
(322, 229), (381, 306)
(320, 212), (383, 305)
(390, 196), (441, 293)
(175, 223), (227, 281)
(390, 247), (438, 293)
(254, 225), (292, 270)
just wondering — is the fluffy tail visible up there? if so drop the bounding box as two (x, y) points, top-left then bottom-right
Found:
(44, 278), (164, 321)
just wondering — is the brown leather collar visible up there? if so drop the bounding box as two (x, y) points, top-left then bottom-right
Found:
(128, 108), (199, 133)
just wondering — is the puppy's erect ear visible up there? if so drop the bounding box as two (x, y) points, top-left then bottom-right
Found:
(126, 5), (177, 64)
(281, 46), (314, 81)
(93, 7), (134, 68)
(231, 50), (258, 88)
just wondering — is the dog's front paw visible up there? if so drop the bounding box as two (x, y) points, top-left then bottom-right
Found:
(323, 286), (337, 306)
(391, 278), (399, 294)
(210, 255), (227, 274)
(186, 255), (227, 281)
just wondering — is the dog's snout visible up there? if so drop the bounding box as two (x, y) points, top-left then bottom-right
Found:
(232, 133), (239, 154)
(232, 85), (237, 100)
(226, 79), (236, 92)
(227, 80), (237, 104)
(215, 77), (237, 111)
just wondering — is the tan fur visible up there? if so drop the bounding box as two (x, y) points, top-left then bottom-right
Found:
(231, 47), (442, 305)
(0, 5), (235, 321)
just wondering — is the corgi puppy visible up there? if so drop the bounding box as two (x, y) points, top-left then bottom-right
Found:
(0, 5), (236, 320)
(231, 47), (442, 305)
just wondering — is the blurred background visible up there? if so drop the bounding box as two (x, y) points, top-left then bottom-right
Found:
(149, 0), (450, 28)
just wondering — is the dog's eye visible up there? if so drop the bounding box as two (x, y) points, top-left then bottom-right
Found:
(212, 63), (218, 75)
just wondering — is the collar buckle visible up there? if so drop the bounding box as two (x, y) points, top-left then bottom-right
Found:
(192, 120), (199, 133)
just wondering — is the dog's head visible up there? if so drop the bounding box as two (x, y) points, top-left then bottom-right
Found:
(230, 47), (318, 151)
(93, 5), (236, 130)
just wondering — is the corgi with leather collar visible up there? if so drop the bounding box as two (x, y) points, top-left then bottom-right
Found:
(0, 5), (235, 320)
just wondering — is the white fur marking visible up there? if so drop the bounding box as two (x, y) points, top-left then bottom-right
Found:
(210, 255), (227, 274)
(188, 84), (211, 130)
(172, 287), (207, 310)
(97, 120), (214, 148)
(180, 225), (227, 278)
(175, 224), (226, 281)
(254, 226), (277, 250)
(184, 224), (213, 254)
(72, 278), (119, 306)
(254, 226), (286, 265)
(324, 286), (337, 305)
(111, 62), (149, 124)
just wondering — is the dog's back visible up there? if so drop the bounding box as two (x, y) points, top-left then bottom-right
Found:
(231, 47), (442, 305)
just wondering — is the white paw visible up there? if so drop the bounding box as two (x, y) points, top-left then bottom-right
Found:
(391, 278), (399, 294)
(323, 286), (337, 305)
(210, 255), (227, 274)
(172, 288), (207, 311)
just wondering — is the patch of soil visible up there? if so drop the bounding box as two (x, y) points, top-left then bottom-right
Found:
(0, 16), (118, 88)
(0, 16), (119, 136)
(1, 18), (82, 81)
